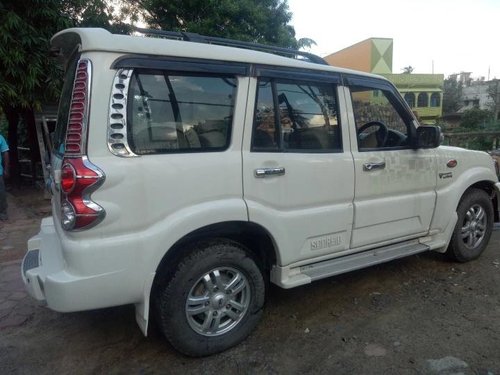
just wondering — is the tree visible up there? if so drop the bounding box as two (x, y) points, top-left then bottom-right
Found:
(0, 0), (125, 183)
(460, 108), (493, 129)
(402, 66), (414, 74)
(442, 75), (463, 114)
(62, 0), (132, 34)
(0, 1), (72, 183)
(124, 0), (308, 49)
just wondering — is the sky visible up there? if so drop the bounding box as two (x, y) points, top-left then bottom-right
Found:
(287, 0), (499, 80)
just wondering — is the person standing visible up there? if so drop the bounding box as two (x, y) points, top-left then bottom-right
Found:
(0, 133), (9, 220)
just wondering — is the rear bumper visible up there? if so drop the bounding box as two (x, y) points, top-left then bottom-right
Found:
(22, 217), (64, 306)
(21, 217), (137, 312)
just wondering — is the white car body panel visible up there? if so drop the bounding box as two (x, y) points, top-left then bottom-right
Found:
(349, 148), (437, 248)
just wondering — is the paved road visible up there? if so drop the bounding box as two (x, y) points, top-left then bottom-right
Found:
(1, 192), (499, 374)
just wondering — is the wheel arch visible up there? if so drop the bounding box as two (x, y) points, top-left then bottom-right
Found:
(462, 180), (499, 222)
(446, 182), (496, 262)
(153, 221), (279, 285)
(427, 174), (498, 253)
(146, 221), (279, 329)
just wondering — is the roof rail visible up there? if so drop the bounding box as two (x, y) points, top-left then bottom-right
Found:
(132, 26), (327, 65)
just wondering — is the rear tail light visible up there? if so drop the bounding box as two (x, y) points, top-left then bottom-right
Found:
(65, 59), (90, 156)
(60, 58), (106, 231)
(61, 157), (105, 230)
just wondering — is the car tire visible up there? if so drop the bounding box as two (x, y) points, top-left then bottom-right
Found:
(446, 188), (493, 262)
(157, 239), (265, 356)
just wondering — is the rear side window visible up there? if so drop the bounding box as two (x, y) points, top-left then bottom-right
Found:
(252, 78), (341, 152)
(128, 71), (236, 154)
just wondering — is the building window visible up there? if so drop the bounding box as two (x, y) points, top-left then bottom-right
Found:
(430, 93), (441, 107)
(404, 93), (415, 108)
(417, 92), (428, 107)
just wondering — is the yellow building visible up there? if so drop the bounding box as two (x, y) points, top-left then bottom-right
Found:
(324, 38), (443, 124)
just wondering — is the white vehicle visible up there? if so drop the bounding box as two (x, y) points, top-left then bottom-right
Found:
(22, 27), (500, 356)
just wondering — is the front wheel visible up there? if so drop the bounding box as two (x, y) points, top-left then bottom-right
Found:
(157, 240), (265, 356)
(446, 188), (494, 262)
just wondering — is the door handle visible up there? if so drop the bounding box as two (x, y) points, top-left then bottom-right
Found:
(254, 167), (286, 178)
(363, 161), (386, 171)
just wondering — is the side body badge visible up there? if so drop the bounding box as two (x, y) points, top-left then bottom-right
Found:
(439, 172), (453, 179)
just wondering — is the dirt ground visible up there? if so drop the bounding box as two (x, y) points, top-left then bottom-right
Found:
(1, 187), (500, 374)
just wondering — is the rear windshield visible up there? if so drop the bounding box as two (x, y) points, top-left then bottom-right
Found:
(53, 56), (79, 156)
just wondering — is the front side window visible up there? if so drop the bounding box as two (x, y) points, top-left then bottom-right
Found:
(253, 78), (341, 152)
(351, 86), (410, 150)
(128, 71), (236, 154)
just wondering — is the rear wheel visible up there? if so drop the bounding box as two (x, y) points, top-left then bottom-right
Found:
(157, 240), (265, 356)
(446, 188), (493, 262)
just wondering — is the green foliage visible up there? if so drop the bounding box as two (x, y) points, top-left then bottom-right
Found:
(0, 0), (129, 111)
(63, 0), (132, 34)
(0, 1), (73, 109)
(297, 38), (317, 50)
(460, 108), (494, 129)
(442, 76), (463, 114)
(441, 109), (500, 151)
(126, 0), (306, 48)
(446, 134), (498, 151)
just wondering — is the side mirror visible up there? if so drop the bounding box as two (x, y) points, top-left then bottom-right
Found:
(415, 126), (442, 149)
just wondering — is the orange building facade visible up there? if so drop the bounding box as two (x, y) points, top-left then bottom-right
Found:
(324, 38), (443, 124)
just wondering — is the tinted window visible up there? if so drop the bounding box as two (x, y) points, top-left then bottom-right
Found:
(253, 79), (341, 152)
(128, 71), (236, 154)
(253, 80), (278, 150)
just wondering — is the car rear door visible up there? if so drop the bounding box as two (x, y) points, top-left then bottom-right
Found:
(242, 67), (355, 267)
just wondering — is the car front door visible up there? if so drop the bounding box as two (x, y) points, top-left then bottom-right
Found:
(242, 69), (355, 267)
(345, 76), (437, 249)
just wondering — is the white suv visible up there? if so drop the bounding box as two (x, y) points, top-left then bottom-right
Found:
(22, 27), (500, 356)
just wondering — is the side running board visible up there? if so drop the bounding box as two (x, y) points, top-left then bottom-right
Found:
(271, 240), (429, 288)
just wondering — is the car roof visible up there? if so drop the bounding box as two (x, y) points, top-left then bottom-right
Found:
(51, 28), (387, 82)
